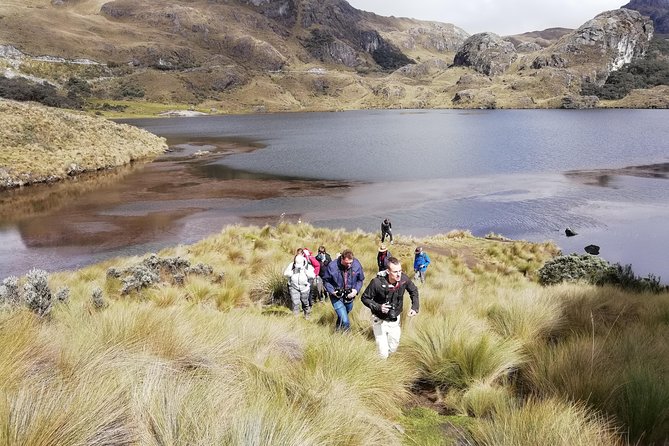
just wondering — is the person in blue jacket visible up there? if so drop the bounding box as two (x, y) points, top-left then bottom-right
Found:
(413, 246), (431, 284)
(322, 249), (365, 331)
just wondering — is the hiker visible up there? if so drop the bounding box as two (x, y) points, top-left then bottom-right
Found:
(315, 245), (332, 271)
(322, 249), (365, 331)
(361, 256), (419, 359)
(413, 246), (431, 284)
(283, 252), (315, 318)
(376, 244), (392, 272)
(302, 248), (321, 276)
(381, 218), (393, 244)
(314, 245), (332, 301)
(302, 248), (321, 304)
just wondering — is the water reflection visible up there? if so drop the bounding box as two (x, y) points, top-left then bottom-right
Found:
(565, 163), (669, 188)
(0, 137), (353, 276)
(0, 163), (142, 222)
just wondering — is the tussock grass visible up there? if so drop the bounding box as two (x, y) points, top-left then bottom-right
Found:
(481, 288), (563, 346)
(1, 223), (667, 445)
(469, 397), (621, 446)
(400, 312), (525, 389)
(445, 381), (515, 418)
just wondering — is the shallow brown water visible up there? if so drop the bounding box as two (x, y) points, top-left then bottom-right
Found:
(0, 138), (355, 277)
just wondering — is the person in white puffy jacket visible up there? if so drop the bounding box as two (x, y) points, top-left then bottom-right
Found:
(283, 253), (316, 318)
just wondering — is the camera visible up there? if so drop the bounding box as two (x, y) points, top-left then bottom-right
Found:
(385, 301), (398, 319)
(334, 288), (353, 302)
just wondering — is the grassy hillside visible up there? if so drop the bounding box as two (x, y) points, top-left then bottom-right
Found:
(3, 1), (666, 114)
(0, 99), (167, 188)
(1, 223), (667, 445)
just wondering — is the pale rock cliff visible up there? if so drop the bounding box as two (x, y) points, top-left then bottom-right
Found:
(531, 9), (653, 83)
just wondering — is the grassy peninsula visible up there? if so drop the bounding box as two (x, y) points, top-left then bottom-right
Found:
(1, 223), (667, 445)
(0, 99), (167, 189)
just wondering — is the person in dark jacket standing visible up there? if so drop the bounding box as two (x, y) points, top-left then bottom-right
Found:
(314, 245), (332, 301)
(381, 218), (393, 244)
(361, 256), (419, 359)
(322, 249), (365, 331)
(376, 244), (392, 272)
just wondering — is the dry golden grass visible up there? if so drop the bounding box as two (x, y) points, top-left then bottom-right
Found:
(0, 99), (167, 188)
(3, 223), (667, 445)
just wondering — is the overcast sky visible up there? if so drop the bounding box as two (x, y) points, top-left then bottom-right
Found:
(346, 0), (627, 36)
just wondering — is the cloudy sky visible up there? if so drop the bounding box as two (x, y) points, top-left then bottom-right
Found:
(346, 0), (627, 35)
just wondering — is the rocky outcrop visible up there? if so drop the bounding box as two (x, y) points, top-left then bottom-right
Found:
(560, 95), (599, 108)
(622, 0), (669, 34)
(393, 59), (449, 78)
(385, 23), (469, 53)
(298, 0), (413, 70)
(452, 89), (497, 108)
(531, 9), (653, 82)
(515, 41), (542, 53)
(453, 33), (518, 76)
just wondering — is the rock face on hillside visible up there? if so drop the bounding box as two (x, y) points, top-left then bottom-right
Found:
(453, 33), (518, 76)
(379, 22), (469, 53)
(622, 0), (669, 34)
(531, 9), (654, 82)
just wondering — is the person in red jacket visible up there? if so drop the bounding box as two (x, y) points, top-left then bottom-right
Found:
(303, 248), (321, 304)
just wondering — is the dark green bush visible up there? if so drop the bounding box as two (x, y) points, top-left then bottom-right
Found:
(371, 44), (414, 70)
(538, 254), (666, 293)
(0, 76), (81, 108)
(66, 76), (92, 99)
(538, 254), (614, 286)
(594, 263), (665, 294)
(114, 81), (145, 99)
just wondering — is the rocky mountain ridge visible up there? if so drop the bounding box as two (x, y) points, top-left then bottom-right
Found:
(623, 0), (669, 33)
(0, 0), (666, 111)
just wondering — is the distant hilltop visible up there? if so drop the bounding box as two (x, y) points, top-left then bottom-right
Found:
(0, 0), (668, 113)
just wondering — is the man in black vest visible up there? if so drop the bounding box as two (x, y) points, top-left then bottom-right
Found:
(361, 256), (419, 358)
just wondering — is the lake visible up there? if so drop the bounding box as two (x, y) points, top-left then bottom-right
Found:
(1, 109), (668, 281)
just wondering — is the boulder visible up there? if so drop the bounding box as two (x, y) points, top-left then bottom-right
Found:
(453, 32), (518, 76)
(452, 89), (497, 109)
(584, 244), (601, 255)
(515, 41), (543, 53)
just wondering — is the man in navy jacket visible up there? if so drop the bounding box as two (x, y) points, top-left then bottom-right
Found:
(322, 249), (365, 331)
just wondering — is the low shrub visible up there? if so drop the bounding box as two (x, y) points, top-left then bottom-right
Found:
(0, 76), (81, 108)
(538, 254), (666, 293)
(538, 254), (613, 286)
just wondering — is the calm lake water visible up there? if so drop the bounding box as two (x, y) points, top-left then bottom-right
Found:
(2, 109), (668, 281)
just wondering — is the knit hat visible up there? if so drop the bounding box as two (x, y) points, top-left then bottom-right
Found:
(415, 246), (422, 253)
(378, 244), (387, 253)
(294, 255), (307, 268)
